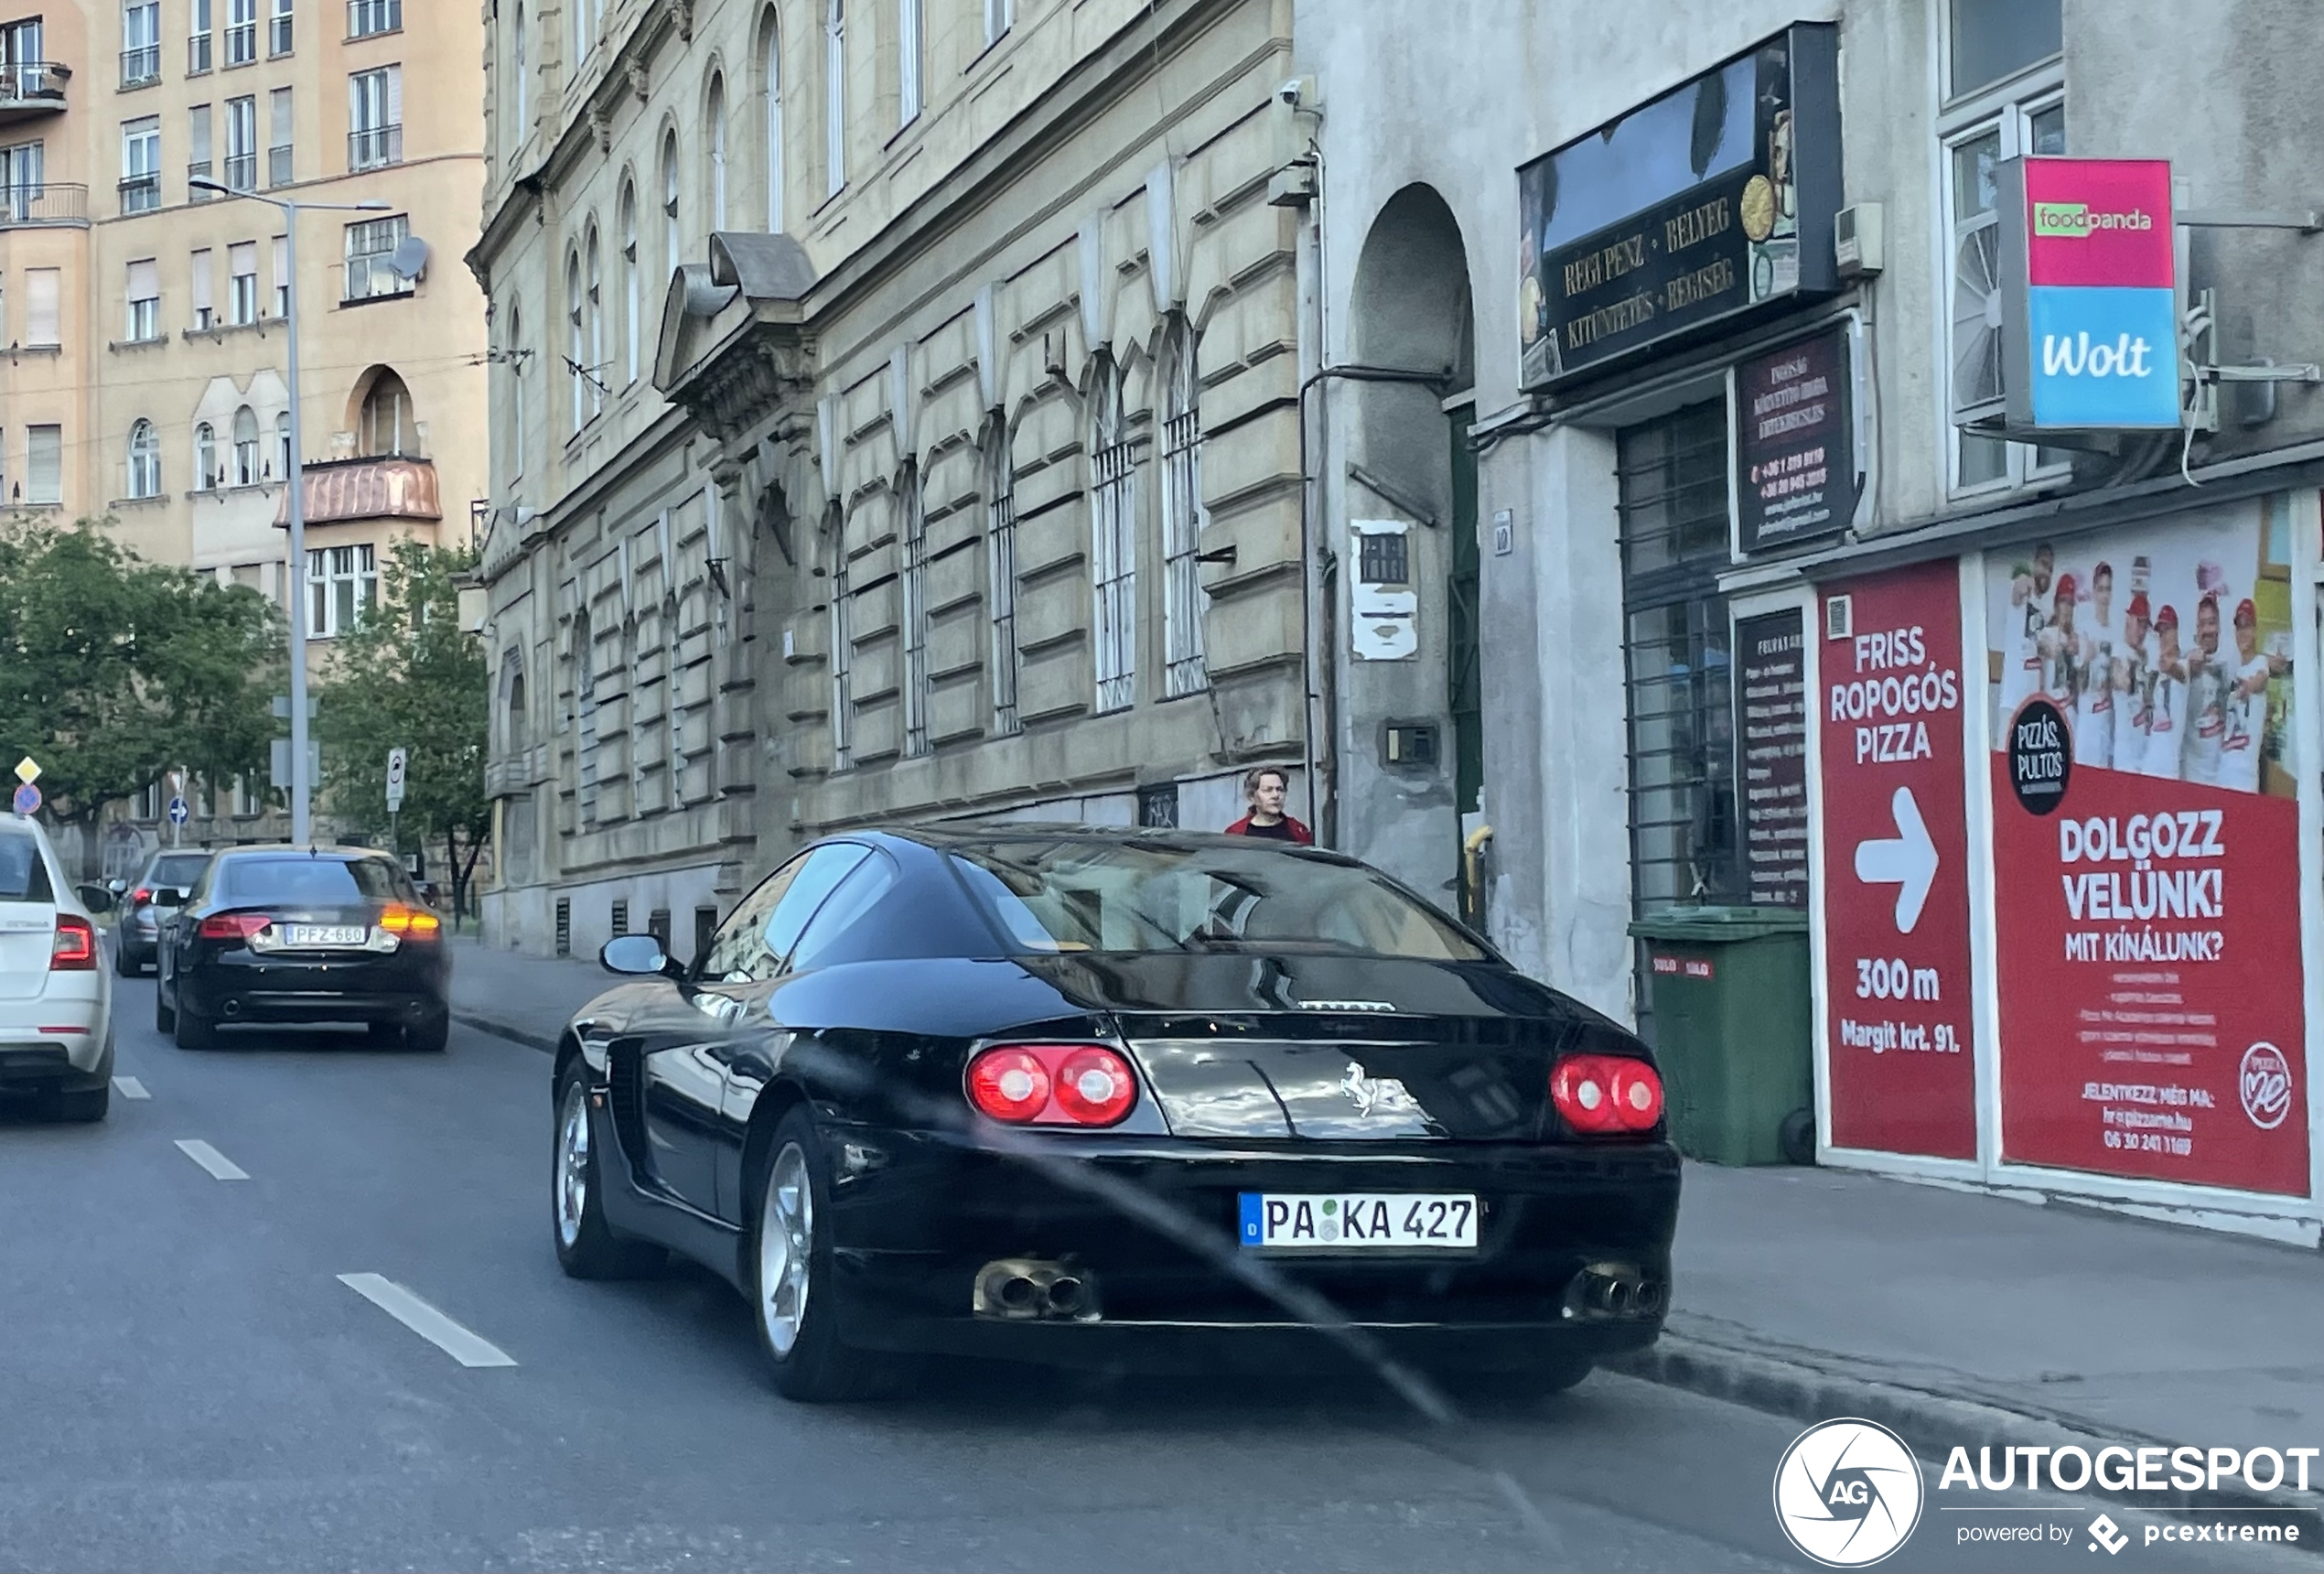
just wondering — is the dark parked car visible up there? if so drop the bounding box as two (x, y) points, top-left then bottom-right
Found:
(156, 846), (452, 1051)
(113, 849), (217, 976)
(551, 827), (1679, 1403)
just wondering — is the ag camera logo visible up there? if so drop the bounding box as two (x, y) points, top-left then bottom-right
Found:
(1773, 1418), (1925, 1567)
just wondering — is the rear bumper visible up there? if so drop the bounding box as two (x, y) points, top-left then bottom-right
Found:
(179, 950), (449, 1026)
(813, 1125), (1680, 1363)
(0, 1040), (113, 1093)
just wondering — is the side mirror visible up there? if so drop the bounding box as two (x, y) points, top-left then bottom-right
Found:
(75, 883), (115, 914)
(600, 934), (673, 977)
(106, 878), (128, 896)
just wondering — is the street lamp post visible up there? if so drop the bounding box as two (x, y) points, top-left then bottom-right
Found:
(191, 179), (391, 846)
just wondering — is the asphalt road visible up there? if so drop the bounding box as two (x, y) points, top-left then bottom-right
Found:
(0, 973), (2310, 1574)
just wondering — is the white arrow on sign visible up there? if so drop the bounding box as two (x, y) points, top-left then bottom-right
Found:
(1854, 785), (1939, 934)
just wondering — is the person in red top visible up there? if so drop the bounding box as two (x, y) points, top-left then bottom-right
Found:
(1223, 766), (1313, 844)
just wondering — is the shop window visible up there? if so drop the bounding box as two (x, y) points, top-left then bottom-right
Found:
(1941, 0), (2067, 495)
(1619, 400), (1740, 1030)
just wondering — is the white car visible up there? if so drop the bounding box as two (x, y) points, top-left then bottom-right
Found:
(0, 817), (115, 1122)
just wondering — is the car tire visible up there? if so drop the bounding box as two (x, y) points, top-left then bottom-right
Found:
(50, 1083), (109, 1123)
(154, 977), (176, 1033)
(113, 941), (137, 978)
(407, 1009), (450, 1054)
(173, 997), (215, 1051)
(748, 1106), (892, 1404)
(551, 1065), (664, 1280)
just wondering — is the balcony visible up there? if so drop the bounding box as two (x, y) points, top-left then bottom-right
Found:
(348, 124), (401, 170)
(0, 182), (89, 229)
(348, 0), (402, 38)
(224, 152), (256, 190)
(118, 173), (161, 215)
(268, 142), (292, 187)
(119, 45), (160, 88)
(0, 61), (70, 125)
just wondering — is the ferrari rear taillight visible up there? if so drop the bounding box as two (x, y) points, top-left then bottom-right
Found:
(199, 913), (272, 942)
(1551, 1054), (1662, 1136)
(48, 916), (97, 971)
(965, 1043), (1139, 1127)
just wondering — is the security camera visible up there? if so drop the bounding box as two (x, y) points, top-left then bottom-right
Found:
(1275, 76), (1318, 113)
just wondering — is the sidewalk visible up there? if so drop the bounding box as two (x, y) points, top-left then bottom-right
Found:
(445, 936), (2323, 1466)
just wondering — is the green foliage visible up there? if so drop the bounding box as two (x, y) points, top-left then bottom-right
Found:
(313, 539), (489, 893)
(0, 517), (282, 827)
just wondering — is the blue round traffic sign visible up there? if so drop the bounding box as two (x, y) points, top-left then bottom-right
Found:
(12, 782), (39, 815)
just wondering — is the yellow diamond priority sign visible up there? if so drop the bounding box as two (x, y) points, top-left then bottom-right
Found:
(13, 758), (38, 785)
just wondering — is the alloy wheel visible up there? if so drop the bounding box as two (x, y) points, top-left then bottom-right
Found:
(759, 1142), (813, 1357)
(555, 1080), (590, 1251)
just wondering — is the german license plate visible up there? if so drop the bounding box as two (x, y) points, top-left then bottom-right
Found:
(1238, 1192), (1479, 1251)
(284, 924), (367, 947)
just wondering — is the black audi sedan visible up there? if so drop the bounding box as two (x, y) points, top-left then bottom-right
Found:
(552, 828), (1679, 1403)
(156, 846), (452, 1051)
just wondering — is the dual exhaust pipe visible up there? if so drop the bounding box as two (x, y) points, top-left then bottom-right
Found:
(974, 1258), (1100, 1322)
(1565, 1262), (1665, 1321)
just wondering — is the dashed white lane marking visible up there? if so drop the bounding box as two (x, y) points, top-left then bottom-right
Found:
(337, 1273), (518, 1369)
(173, 1138), (248, 1180)
(113, 1076), (149, 1100)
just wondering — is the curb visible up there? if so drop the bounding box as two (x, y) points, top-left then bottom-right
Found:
(1606, 1329), (2324, 1541)
(451, 1008), (556, 1053)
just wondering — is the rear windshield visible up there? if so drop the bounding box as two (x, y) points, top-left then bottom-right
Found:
(218, 856), (402, 907)
(149, 854), (211, 888)
(0, 833), (53, 903)
(948, 839), (1490, 962)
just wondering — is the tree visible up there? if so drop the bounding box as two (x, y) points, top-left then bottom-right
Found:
(0, 517), (281, 858)
(313, 540), (490, 920)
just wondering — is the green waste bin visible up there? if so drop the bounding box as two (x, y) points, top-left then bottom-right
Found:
(1625, 906), (1813, 1167)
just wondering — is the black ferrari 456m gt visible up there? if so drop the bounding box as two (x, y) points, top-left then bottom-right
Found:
(550, 827), (1679, 1401)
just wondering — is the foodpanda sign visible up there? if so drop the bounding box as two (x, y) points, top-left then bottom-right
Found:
(1997, 156), (2183, 431)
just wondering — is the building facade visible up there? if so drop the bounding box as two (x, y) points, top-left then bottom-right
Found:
(0, 0), (490, 868)
(474, 0), (1307, 962)
(1297, 0), (2324, 1238)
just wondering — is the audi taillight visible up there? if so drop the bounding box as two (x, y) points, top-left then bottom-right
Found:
(132, 887), (152, 906)
(199, 913), (272, 942)
(378, 904), (441, 939)
(965, 1043), (1139, 1127)
(1551, 1053), (1663, 1136)
(48, 916), (97, 971)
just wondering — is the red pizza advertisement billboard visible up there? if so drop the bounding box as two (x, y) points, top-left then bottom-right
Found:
(1817, 562), (1980, 1159)
(1983, 503), (2309, 1195)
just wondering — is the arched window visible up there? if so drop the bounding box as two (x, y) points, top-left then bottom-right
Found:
(565, 250), (584, 434)
(585, 227), (604, 416)
(705, 75), (727, 232)
(360, 369), (415, 456)
(1088, 358), (1135, 713)
(823, 0), (845, 196)
(231, 406), (260, 486)
(503, 650), (528, 751)
(511, 3), (528, 128)
(760, 13), (784, 232)
(506, 300), (526, 475)
(275, 411), (291, 481)
(660, 131), (680, 281)
(128, 419), (161, 500)
(195, 422), (219, 490)
(618, 183), (640, 385)
(1160, 321), (1207, 695)
(985, 416), (1018, 734)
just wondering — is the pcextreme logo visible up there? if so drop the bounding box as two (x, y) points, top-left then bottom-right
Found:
(2033, 201), (2157, 238)
(1773, 1418), (1926, 1567)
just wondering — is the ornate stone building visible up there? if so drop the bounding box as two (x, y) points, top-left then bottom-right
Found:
(472, 0), (1307, 958)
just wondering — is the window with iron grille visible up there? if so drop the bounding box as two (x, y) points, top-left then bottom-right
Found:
(828, 529), (853, 770)
(122, 2), (161, 85)
(1358, 530), (1409, 585)
(268, 0), (291, 56)
(1089, 364), (1136, 714)
(343, 212), (410, 301)
(900, 469), (930, 757)
(224, 94), (255, 189)
(188, 0), (213, 73)
(554, 897), (572, 955)
(225, 0), (257, 64)
(609, 900), (628, 937)
(120, 116), (160, 213)
(348, 0), (400, 39)
(575, 609), (598, 822)
(267, 86), (292, 186)
(985, 420), (1019, 735)
(1136, 782), (1178, 828)
(1619, 400), (1741, 943)
(1160, 328), (1207, 697)
(348, 64), (400, 169)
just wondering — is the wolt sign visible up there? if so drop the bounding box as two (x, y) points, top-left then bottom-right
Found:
(1998, 156), (2180, 431)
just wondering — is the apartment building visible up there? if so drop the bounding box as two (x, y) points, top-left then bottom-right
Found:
(0, 0), (489, 859)
(474, 0), (1307, 960)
